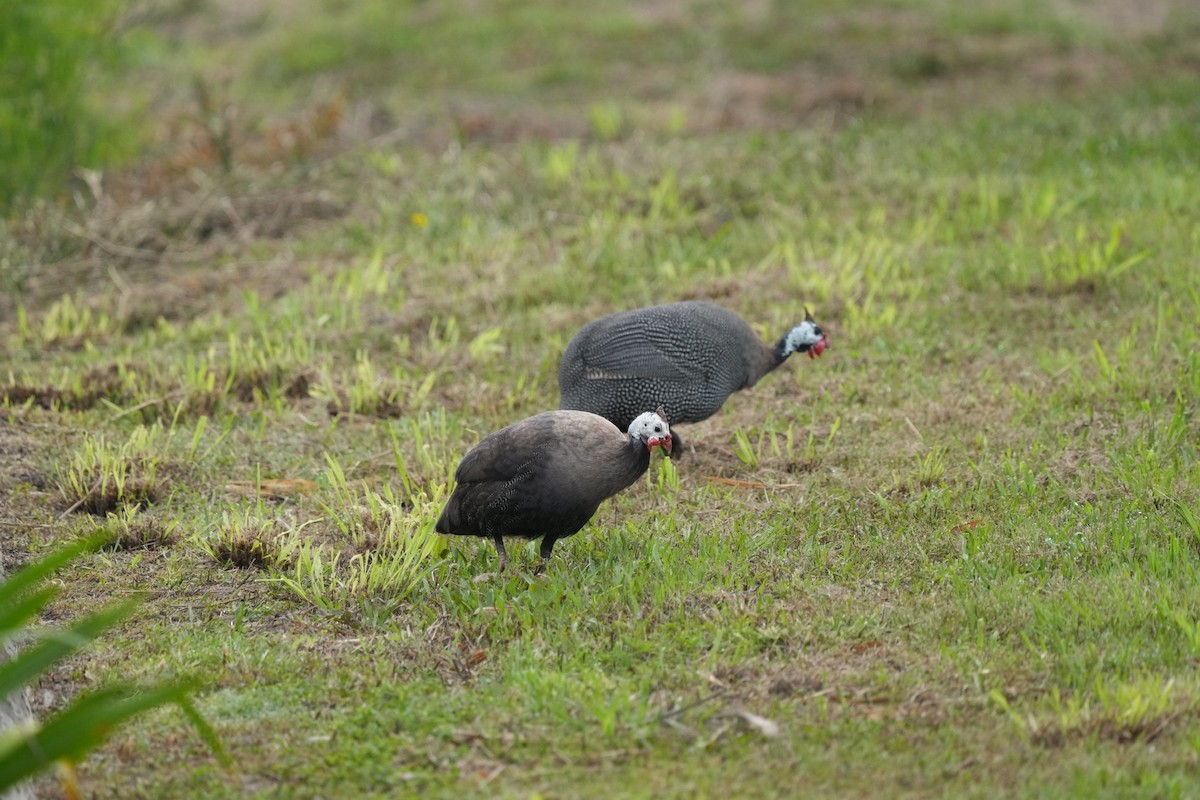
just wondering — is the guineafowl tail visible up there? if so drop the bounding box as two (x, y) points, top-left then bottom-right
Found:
(435, 504), (458, 535)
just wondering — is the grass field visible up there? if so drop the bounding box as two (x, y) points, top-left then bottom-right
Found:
(3, 1), (1200, 797)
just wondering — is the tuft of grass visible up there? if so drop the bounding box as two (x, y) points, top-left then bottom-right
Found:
(388, 410), (461, 497)
(588, 102), (625, 141)
(91, 505), (178, 551)
(201, 509), (287, 570)
(56, 424), (166, 516)
(259, 452), (452, 620)
(312, 349), (415, 419)
(270, 512), (447, 622)
(1036, 225), (1150, 294)
(992, 677), (1188, 747)
(730, 427), (760, 469)
(798, 416), (841, 471)
(17, 295), (115, 348)
(900, 445), (948, 491)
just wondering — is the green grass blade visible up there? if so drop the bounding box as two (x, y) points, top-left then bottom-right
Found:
(0, 600), (136, 698)
(175, 696), (231, 768)
(0, 585), (59, 642)
(0, 533), (109, 612)
(0, 682), (198, 787)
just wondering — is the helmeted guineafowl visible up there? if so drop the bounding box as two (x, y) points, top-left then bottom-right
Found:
(435, 409), (672, 572)
(558, 301), (827, 455)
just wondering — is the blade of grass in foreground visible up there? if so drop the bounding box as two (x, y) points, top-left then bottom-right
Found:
(0, 534), (108, 614)
(0, 681), (220, 788)
(0, 535), (229, 793)
(0, 600), (136, 694)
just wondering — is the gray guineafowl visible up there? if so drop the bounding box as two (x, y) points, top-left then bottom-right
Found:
(558, 301), (828, 455)
(436, 409), (672, 572)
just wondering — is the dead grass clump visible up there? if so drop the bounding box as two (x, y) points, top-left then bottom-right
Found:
(1, 384), (65, 410)
(1, 364), (151, 413)
(322, 389), (406, 419)
(348, 508), (387, 553)
(152, 190), (345, 244)
(768, 674), (824, 698)
(1024, 276), (1101, 298)
(285, 371), (313, 399)
(1029, 710), (1179, 748)
(61, 477), (161, 517)
(212, 368), (315, 404)
(207, 524), (284, 570)
(98, 508), (178, 551)
(226, 366), (287, 403)
(785, 458), (820, 474)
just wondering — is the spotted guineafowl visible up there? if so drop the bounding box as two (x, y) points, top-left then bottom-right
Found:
(558, 301), (827, 456)
(435, 409), (672, 572)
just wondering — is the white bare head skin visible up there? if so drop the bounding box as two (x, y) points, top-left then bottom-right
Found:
(783, 319), (825, 354)
(780, 307), (828, 358)
(627, 410), (672, 453)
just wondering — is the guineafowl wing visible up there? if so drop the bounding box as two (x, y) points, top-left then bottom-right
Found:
(579, 326), (694, 382)
(440, 426), (545, 537)
(453, 428), (544, 486)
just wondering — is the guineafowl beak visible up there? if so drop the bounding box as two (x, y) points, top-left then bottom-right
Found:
(647, 434), (672, 456)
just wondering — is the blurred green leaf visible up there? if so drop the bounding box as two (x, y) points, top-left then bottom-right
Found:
(0, 535), (227, 793)
(0, 534), (106, 614)
(0, 599), (137, 700)
(0, 0), (131, 208)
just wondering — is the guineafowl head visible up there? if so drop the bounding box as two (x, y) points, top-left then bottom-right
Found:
(627, 407), (672, 456)
(782, 307), (829, 360)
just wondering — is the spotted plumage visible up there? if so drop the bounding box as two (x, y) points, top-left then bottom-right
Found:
(558, 301), (827, 454)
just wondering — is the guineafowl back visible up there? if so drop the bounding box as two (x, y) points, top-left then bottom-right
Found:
(559, 301), (771, 430)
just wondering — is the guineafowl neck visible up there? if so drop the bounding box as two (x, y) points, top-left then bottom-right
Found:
(614, 440), (653, 487)
(759, 338), (791, 374)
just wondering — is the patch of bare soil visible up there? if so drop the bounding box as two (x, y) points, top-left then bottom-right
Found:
(5, 184), (345, 324)
(652, 629), (961, 738)
(0, 416), (55, 534)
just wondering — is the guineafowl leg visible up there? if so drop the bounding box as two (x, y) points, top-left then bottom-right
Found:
(492, 535), (508, 572)
(532, 536), (559, 574)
